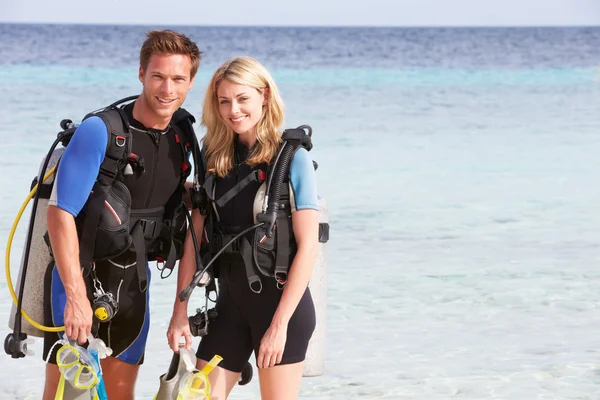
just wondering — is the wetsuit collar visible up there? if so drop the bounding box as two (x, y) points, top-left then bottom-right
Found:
(234, 135), (253, 165)
(124, 102), (171, 136)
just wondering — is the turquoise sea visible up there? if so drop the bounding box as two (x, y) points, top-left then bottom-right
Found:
(1, 24), (600, 399)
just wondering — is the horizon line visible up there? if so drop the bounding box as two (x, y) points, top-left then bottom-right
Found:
(1, 21), (599, 29)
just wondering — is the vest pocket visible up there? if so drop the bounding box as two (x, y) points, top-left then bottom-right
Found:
(253, 225), (276, 277)
(94, 180), (133, 259)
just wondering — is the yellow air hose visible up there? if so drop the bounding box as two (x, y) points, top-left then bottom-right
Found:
(6, 166), (64, 332)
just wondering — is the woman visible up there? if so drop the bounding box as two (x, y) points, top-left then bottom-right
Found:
(167, 56), (320, 400)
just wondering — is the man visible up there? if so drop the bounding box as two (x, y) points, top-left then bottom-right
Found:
(42, 29), (203, 400)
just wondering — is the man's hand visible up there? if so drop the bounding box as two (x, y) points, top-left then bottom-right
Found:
(64, 291), (93, 344)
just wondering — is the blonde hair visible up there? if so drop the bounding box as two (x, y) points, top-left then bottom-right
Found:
(201, 56), (284, 177)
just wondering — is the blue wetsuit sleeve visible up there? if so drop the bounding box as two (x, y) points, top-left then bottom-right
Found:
(289, 148), (319, 211)
(49, 116), (107, 216)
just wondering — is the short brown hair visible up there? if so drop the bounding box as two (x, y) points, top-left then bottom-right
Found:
(139, 30), (202, 79)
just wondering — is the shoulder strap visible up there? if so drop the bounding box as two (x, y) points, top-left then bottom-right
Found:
(172, 108), (212, 216)
(79, 108), (131, 270)
(171, 107), (203, 183)
(172, 107), (196, 127)
(95, 109), (132, 183)
(200, 146), (207, 178)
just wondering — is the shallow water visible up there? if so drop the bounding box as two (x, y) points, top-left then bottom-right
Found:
(1, 24), (600, 399)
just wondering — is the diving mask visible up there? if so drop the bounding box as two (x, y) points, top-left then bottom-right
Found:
(177, 347), (222, 400)
(47, 334), (112, 390)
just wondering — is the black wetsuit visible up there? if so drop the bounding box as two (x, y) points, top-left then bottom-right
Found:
(43, 102), (190, 365)
(196, 139), (318, 372)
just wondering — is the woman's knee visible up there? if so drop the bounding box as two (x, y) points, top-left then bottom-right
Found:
(258, 362), (304, 400)
(196, 360), (241, 400)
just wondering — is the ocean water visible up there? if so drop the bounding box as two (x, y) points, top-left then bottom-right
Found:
(1, 24), (600, 399)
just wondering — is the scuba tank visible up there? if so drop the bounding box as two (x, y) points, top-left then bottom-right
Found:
(8, 147), (64, 338)
(7, 118), (75, 340)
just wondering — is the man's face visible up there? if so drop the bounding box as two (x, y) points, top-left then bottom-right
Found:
(138, 52), (194, 125)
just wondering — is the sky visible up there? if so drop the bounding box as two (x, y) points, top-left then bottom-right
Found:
(2, 0), (599, 27)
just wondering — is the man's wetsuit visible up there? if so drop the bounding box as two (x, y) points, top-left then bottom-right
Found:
(43, 103), (188, 365)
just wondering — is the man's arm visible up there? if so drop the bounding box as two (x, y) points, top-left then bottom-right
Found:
(47, 116), (108, 343)
(47, 206), (91, 343)
(167, 207), (205, 352)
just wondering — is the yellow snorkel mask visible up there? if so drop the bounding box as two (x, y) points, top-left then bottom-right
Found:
(46, 334), (112, 400)
(176, 348), (222, 400)
(56, 342), (100, 390)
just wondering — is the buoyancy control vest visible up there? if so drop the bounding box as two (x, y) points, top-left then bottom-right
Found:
(42, 96), (203, 291)
(201, 125), (330, 293)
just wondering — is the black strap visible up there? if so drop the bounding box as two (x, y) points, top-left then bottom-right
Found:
(162, 239), (178, 278)
(157, 224), (178, 279)
(170, 122), (193, 183)
(209, 232), (241, 254)
(214, 170), (261, 208)
(130, 206), (164, 239)
(319, 222), (330, 243)
(171, 108), (196, 127)
(129, 206), (165, 290)
(37, 183), (53, 199)
(274, 216), (290, 285)
(172, 108), (207, 195)
(203, 175), (215, 201)
(130, 223), (149, 292)
(240, 237), (262, 294)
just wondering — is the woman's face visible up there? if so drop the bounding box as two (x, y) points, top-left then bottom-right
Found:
(217, 80), (266, 136)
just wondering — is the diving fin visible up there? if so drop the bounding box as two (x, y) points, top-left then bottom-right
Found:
(155, 350), (196, 400)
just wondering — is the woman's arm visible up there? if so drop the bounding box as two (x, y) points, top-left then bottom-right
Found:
(257, 147), (320, 368)
(272, 209), (319, 326)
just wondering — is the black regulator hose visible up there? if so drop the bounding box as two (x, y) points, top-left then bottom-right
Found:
(178, 222), (264, 302)
(257, 142), (294, 237)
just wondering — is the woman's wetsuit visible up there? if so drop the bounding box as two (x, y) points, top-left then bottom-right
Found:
(196, 139), (319, 372)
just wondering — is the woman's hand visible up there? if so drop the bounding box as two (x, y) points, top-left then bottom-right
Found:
(257, 321), (288, 368)
(167, 308), (193, 353)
